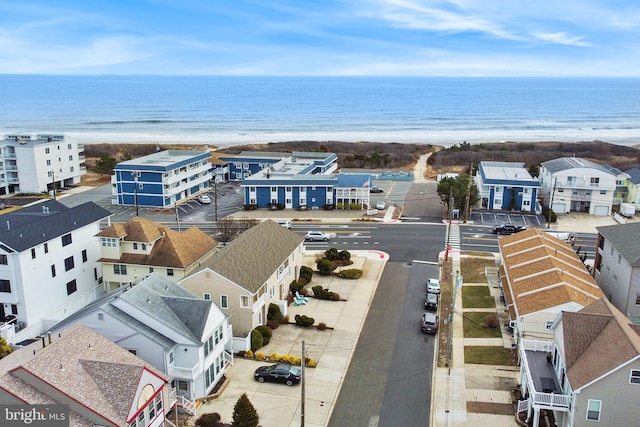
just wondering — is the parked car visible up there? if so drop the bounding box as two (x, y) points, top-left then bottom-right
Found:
(426, 278), (440, 294)
(276, 220), (291, 229)
(196, 194), (211, 204)
(421, 312), (439, 333)
(376, 201), (386, 210)
(370, 186), (384, 193)
(492, 224), (525, 235)
(425, 292), (438, 310)
(254, 363), (302, 386)
(305, 230), (330, 241)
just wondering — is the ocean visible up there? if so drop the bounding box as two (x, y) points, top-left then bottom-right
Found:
(2, 75), (639, 147)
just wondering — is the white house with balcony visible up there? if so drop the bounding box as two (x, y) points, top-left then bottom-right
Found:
(539, 157), (618, 216)
(0, 133), (86, 195)
(112, 150), (213, 208)
(0, 200), (112, 344)
(180, 220), (305, 352)
(50, 273), (232, 408)
(517, 298), (640, 427)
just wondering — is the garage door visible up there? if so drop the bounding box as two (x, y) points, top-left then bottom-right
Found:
(551, 202), (567, 214)
(593, 205), (610, 216)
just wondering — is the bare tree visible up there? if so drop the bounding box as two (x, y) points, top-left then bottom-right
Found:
(215, 217), (259, 243)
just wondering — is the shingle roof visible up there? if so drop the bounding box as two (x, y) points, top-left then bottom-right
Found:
(541, 157), (616, 175)
(0, 324), (169, 427)
(597, 222), (640, 266)
(0, 200), (112, 252)
(499, 229), (604, 317)
(115, 274), (215, 343)
(625, 167), (640, 185)
(561, 298), (640, 390)
(198, 220), (304, 293)
(97, 217), (217, 268)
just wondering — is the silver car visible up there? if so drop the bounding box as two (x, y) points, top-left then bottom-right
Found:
(305, 231), (330, 241)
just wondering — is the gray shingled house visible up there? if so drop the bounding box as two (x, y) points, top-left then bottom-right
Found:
(180, 219), (305, 352)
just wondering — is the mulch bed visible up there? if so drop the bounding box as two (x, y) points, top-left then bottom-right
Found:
(467, 401), (514, 415)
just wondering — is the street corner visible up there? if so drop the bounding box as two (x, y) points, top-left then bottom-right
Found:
(366, 249), (389, 261)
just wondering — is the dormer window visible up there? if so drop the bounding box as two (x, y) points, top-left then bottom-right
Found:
(630, 369), (640, 384)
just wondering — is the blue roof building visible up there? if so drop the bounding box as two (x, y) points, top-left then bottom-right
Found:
(112, 150), (212, 208)
(475, 161), (541, 213)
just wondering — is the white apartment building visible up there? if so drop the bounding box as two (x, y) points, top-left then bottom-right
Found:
(0, 200), (112, 344)
(539, 157), (617, 216)
(0, 133), (86, 195)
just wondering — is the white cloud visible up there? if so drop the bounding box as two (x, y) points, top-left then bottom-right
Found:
(533, 32), (590, 47)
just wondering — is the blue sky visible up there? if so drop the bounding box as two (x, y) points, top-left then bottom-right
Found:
(1, 0), (639, 76)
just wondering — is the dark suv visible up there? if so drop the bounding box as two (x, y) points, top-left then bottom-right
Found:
(425, 292), (438, 311)
(492, 224), (525, 235)
(421, 312), (438, 333)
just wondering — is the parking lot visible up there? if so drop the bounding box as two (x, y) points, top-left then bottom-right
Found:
(467, 210), (547, 229)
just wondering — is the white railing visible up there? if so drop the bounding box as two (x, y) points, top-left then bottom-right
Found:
(520, 339), (553, 352)
(168, 387), (177, 408)
(224, 350), (234, 366)
(176, 396), (196, 416)
(168, 362), (200, 379)
(517, 399), (529, 413)
(252, 294), (266, 312)
(532, 391), (571, 409)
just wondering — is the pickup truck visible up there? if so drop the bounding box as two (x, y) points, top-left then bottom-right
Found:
(492, 224), (526, 235)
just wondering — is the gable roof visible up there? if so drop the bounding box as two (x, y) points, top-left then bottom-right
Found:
(97, 217), (217, 268)
(541, 157), (615, 175)
(0, 324), (169, 427)
(561, 298), (640, 390)
(625, 167), (640, 185)
(499, 228), (604, 318)
(0, 200), (112, 252)
(197, 220), (304, 293)
(596, 222), (640, 266)
(115, 273), (217, 343)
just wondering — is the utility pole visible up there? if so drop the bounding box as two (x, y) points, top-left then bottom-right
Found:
(131, 171), (141, 217)
(301, 340), (305, 427)
(547, 177), (557, 229)
(448, 270), (463, 373)
(444, 188), (453, 261)
(174, 200), (181, 232)
(214, 180), (218, 222)
(464, 164), (473, 223)
(51, 170), (57, 200)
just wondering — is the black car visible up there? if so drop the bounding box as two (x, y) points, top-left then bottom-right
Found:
(254, 363), (302, 386)
(492, 224), (526, 235)
(369, 186), (384, 193)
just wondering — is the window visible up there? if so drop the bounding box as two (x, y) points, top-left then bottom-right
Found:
(220, 295), (228, 309)
(114, 264), (127, 275)
(66, 279), (77, 295)
(271, 186), (277, 192)
(147, 399), (155, 421)
(98, 313), (104, 320)
(11, 304), (17, 315)
(82, 249), (87, 262)
(51, 265), (56, 277)
(46, 159), (51, 166)
(590, 177), (600, 187)
(45, 147), (50, 154)
(31, 248), (36, 259)
(249, 186), (256, 192)
(64, 256), (75, 271)
(240, 295), (250, 308)
(61, 233), (72, 246)
(0, 254), (6, 265)
(142, 244), (146, 250)
(545, 321), (554, 330)
(149, 267), (154, 273)
(618, 254), (622, 265)
(630, 370), (640, 384)
(600, 190), (607, 195)
(68, 155), (73, 161)
(169, 351), (174, 363)
(67, 143), (72, 149)
(0, 280), (10, 293)
(128, 349), (137, 355)
(167, 269), (174, 276)
(586, 399), (601, 421)
(636, 294), (640, 305)
(203, 293), (211, 300)
(137, 411), (146, 427)
(44, 243), (48, 254)
(154, 394), (162, 416)
(133, 243), (138, 250)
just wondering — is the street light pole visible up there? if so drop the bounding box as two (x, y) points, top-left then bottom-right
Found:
(131, 171), (141, 217)
(444, 189), (453, 261)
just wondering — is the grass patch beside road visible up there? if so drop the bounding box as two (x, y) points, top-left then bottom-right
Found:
(460, 254), (496, 283)
(464, 346), (515, 366)
(463, 311), (502, 338)
(462, 286), (496, 309)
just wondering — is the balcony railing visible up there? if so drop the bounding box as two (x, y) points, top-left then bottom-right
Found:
(252, 294), (266, 312)
(519, 340), (571, 411)
(168, 361), (200, 379)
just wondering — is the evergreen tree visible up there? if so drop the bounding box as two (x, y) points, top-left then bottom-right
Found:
(232, 393), (259, 427)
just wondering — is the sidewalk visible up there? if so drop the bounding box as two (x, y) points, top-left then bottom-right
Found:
(197, 250), (388, 427)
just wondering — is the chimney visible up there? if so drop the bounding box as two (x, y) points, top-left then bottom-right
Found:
(47, 332), (52, 344)
(41, 336), (46, 348)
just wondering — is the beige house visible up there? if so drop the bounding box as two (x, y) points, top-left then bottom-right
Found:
(499, 228), (604, 340)
(518, 298), (640, 427)
(96, 217), (218, 291)
(0, 323), (175, 427)
(180, 220), (304, 352)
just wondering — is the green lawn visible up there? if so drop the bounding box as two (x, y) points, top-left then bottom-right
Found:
(462, 286), (496, 309)
(463, 311), (502, 338)
(464, 346), (515, 366)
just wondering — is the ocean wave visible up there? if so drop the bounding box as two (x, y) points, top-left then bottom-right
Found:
(82, 119), (196, 125)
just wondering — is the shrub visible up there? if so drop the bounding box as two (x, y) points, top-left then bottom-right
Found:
(255, 326), (272, 345)
(339, 268), (363, 279)
(245, 350), (254, 359)
(291, 357), (302, 366)
(317, 322), (328, 330)
(250, 329), (263, 351)
(289, 280), (305, 294)
(266, 319), (280, 329)
(281, 354), (295, 364)
(317, 258), (337, 275)
(306, 359), (317, 368)
(324, 247), (341, 261)
(269, 353), (280, 362)
(311, 285), (336, 300)
(254, 352), (267, 361)
(338, 250), (351, 261)
(484, 313), (500, 329)
(267, 303), (283, 322)
(243, 204), (258, 211)
(300, 265), (314, 283)
(295, 314), (315, 327)
(323, 203), (335, 210)
(232, 393), (259, 427)
(195, 412), (221, 427)
(543, 206), (557, 223)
